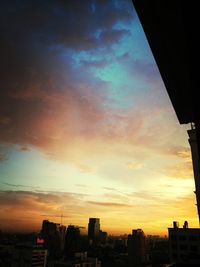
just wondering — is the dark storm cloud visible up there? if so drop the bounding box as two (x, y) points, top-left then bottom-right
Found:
(0, 0), (133, 76)
(0, 0), (133, 79)
(0, 0), (134, 149)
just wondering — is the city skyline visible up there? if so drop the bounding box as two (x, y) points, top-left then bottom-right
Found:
(0, 0), (198, 235)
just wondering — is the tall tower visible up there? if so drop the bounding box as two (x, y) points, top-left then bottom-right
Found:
(188, 124), (200, 223)
(40, 220), (62, 258)
(88, 218), (100, 244)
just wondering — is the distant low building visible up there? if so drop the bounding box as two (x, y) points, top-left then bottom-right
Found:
(12, 243), (47, 267)
(99, 230), (107, 244)
(49, 252), (101, 267)
(147, 235), (170, 266)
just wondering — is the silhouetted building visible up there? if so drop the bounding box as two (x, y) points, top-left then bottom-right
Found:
(12, 243), (47, 267)
(128, 229), (146, 267)
(65, 225), (81, 259)
(168, 221), (200, 265)
(88, 218), (100, 244)
(132, 0), (200, 231)
(74, 252), (101, 267)
(99, 230), (107, 244)
(188, 126), (200, 222)
(147, 235), (170, 266)
(49, 252), (101, 267)
(41, 220), (63, 259)
(59, 225), (66, 251)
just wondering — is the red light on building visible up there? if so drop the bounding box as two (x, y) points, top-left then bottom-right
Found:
(37, 237), (44, 244)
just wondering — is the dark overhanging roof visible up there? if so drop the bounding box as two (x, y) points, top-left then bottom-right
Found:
(132, 0), (199, 124)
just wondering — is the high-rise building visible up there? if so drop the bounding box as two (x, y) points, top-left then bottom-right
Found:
(41, 220), (64, 259)
(88, 218), (100, 244)
(64, 225), (81, 259)
(59, 225), (66, 251)
(128, 229), (146, 267)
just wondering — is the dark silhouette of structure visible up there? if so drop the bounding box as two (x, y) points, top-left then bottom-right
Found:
(188, 126), (200, 221)
(12, 243), (48, 267)
(128, 229), (146, 267)
(88, 218), (100, 244)
(132, 0), (200, 223)
(99, 230), (108, 244)
(168, 221), (200, 264)
(64, 225), (81, 259)
(132, 1), (200, 265)
(41, 220), (64, 259)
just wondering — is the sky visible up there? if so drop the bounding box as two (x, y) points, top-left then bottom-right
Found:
(0, 0), (198, 236)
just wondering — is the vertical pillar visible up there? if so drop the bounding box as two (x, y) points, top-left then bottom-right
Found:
(188, 124), (200, 224)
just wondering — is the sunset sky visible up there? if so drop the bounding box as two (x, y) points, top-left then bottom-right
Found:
(0, 0), (198, 236)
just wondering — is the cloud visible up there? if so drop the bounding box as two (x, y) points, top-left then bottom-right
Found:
(126, 190), (196, 211)
(164, 162), (193, 179)
(128, 161), (143, 170)
(0, 0), (134, 145)
(0, 0), (133, 59)
(126, 191), (172, 208)
(87, 201), (132, 208)
(0, 188), (198, 234)
(0, 116), (11, 125)
(0, 190), (89, 231)
(103, 186), (116, 191)
(75, 184), (88, 188)
(78, 164), (96, 173)
(167, 146), (192, 161)
(0, 0), (179, 168)
(119, 52), (130, 60)
(160, 146), (193, 179)
(2, 183), (30, 188)
(19, 145), (30, 151)
(0, 153), (7, 162)
(99, 29), (130, 45)
(0, 189), (134, 233)
(0, 190), (87, 209)
(103, 187), (123, 193)
(79, 59), (109, 70)
(127, 191), (198, 225)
